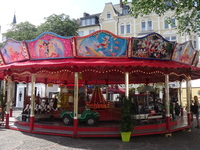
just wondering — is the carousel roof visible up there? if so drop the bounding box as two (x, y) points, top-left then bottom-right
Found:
(0, 30), (199, 84)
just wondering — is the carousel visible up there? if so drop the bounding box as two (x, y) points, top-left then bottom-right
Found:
(0, 30), (199, 138)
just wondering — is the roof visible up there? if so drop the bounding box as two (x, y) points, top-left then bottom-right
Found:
(0, 30), (199, 84)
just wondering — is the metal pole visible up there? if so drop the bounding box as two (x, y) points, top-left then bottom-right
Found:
(45, 84), (47, 97)
(186, 77), (191, 126)
(106, 85), (109, 101)
(125, 72), (129, 97)
(179, 81), (183, 116)
(5, 76), (12, 128)
(165, 74), (170, 132)
(30, 74), (36, 132)
(84, 85), (87, 103)
(2, 80), (6, 121)
(9, 81), (14, 117)
(73, 72), (79, 137)
(26, 83), (28, 96)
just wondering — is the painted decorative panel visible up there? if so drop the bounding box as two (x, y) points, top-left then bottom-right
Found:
(0, 55), (4, 65)
(172, 41), (196, 65)
(27, 32), (73, 59)
(131, 33), (175, 60)
(192, 51), (199, 67)
(0, 39), (29, 64)
(75, 30), (129, 58)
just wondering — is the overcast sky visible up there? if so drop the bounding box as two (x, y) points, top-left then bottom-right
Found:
(0, 0), (120, 33)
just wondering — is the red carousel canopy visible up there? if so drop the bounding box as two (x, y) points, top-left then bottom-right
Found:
(0, 30), (199, 84)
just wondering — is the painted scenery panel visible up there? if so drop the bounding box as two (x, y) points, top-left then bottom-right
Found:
(131, 33), (175, 60)
(172, 41), (196, 65)
(0, 39), (29, 64)
(76, 31), (128, 58)
(27, 32), (73, 59)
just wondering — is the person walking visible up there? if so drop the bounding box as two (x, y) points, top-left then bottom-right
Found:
(193, 96), (200, 128)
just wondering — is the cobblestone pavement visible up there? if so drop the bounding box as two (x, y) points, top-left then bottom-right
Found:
(0, 109), (200, 150)
(1, 125), (200, 150)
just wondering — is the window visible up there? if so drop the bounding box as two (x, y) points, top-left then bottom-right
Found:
(86, 19), (90, 25)
(193, 41), (197, 48)
(123, 6), (129, 15)
(107, 12), (111, 19)
(121, 24), (124, 34)
(126, 23), (130, 33)
(164, 18), (169, 29)
(108, 93), (113, 101)
(78, 31), (84, 36)
(81, 19), (86, 26)
(91, 18), (95, 25)
(164, 36), (176, 41)
(147, 20), (152, 30)
(171, 36), (176, 41)
(165, 37), (170, 41)
(171, 18), (176, 28)
(141, 20), (146, 31)
(89, 30), (95, 34)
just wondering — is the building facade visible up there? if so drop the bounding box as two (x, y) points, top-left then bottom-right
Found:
(78, 1), (198, 49)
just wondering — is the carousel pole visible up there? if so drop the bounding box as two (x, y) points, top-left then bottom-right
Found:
(165, 74), (170, 132)
(5, 76), (12, 128)
(26, 83), (28, 96)
(9, 81), (14, 117)
(73, 72), (79, 137)
(30, 74), (36, 132)
(2, 80), (6, 122)
(186, 77), (191, 127)
(125, 72), (129, 97)
(45, 79), (48, 97)
(106, 85), (109, 101)
(84, 83), (87, 103)
(179, 81), (183, 117)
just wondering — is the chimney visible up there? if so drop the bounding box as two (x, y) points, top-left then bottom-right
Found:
(120, 0), (123, 8)
(83, 12), (90, 17)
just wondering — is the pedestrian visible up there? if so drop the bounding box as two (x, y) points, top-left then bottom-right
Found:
(191, 100), (194, 121)
(193, 96), (200, 128)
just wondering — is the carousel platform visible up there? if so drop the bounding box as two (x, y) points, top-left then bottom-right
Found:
(7, 113), (189, 138)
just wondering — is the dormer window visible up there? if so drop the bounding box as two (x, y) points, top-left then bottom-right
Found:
(107, 12), (111, 19)
(122, 6), (129, 15)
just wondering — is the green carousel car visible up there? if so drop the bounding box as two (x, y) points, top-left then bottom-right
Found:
(60, 107), (100, 126)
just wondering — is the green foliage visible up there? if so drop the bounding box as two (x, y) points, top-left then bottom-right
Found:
(37, 14), (79, 36)
(120, 96), (134, 132)
(2, 13), (79, 41)
(3, 21), (38, 41)
(0, 43), (5, 48)
(123, 0), (200, 35)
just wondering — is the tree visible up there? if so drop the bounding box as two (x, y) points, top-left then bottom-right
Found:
(37, 13), (79, 36)
(3, 21), (38, 41)
(2, 13), (79, 42)
(123, 0), (200, 35)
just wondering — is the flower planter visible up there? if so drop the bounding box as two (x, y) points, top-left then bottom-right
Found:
(121, 132), (131, 142)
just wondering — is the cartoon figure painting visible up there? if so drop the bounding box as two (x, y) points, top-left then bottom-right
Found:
(0, 39), (29, 64)
(27, 32), (73, 59)
(76, 31), (128, 57)
(131, 33), (175, 60)
(172, 41), (196, 65)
